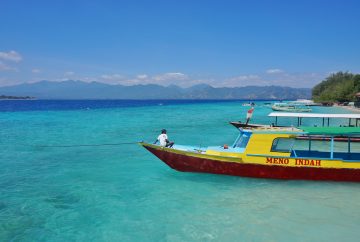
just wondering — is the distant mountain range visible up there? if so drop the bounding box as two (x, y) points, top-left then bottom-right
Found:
(0, 80), (311, 100)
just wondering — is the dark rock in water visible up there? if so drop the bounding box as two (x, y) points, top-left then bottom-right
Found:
(54, 204), (73, 209)
(44, 193), (80, 209)
(0, 201), (7, 210)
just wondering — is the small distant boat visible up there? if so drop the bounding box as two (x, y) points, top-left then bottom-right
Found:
(272, 103), (312, 112)
(242, 102), (255, 106)
(291, 99), (322, 106)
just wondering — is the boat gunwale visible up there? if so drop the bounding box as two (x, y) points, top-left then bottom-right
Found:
(139, 142), (245, 163)
(140, 142), (360, 164)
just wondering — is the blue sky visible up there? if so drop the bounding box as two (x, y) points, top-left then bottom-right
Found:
(0, 0), (359, 88)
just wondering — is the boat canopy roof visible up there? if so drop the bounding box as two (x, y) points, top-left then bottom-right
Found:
(268, 112), (360, 119)
(300, 126), (360, 135)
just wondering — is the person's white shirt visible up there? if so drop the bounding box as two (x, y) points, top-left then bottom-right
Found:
(157, 134), (168, 146)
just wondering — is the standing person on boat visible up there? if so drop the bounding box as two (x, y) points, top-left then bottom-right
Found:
(246, 107), (254, 124)
(154, 129), (174, 148)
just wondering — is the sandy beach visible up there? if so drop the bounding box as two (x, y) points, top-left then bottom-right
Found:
(335, 105), (360, 113)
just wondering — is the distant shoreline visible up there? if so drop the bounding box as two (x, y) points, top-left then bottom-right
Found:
(0, 95), (35, 100)
(0, 98), (36, 101)
(336, 105), (360, 113)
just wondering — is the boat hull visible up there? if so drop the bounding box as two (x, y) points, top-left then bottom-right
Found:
(271, 106), (312, 112)
(142, 144), (360, 182)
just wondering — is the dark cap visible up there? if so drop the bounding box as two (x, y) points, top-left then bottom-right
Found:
(161, 129), (167, 134)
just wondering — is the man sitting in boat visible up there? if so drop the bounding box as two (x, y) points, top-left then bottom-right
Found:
(154, 129), (174, 148)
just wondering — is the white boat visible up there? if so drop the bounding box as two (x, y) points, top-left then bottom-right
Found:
(242, 102), (255, 106)
(271, 103), (312, 112)
(290, 99), (322, 106)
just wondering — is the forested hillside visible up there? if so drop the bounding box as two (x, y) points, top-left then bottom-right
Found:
(312, 72), (360, 102)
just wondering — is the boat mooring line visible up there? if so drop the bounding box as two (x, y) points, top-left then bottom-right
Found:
(32, 142), (139, 148)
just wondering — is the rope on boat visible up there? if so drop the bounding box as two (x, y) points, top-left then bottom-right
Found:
(32, 142), (139, 148)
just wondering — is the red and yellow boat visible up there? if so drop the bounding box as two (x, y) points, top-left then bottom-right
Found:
(140, 125), (360, 182)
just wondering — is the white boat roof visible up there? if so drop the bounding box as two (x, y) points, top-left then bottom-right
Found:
(268, 112), (360, 119)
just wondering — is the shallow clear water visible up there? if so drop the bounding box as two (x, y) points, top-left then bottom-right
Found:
(0, 100), (359, 241)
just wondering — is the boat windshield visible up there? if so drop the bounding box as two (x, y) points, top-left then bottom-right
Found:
(233, 132), (251, 148)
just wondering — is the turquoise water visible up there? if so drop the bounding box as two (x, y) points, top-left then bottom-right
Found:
(1, 101), (360, 241)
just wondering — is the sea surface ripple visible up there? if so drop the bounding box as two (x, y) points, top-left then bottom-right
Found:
(0, 100), (359, 241)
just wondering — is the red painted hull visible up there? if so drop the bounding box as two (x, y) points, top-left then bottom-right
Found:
(144, 146), (360, 182)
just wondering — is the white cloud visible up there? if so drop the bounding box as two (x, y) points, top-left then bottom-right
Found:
(150, 72), (193, 86)
(0, 50), (22, 72)
(0, 61), (13, 71)
(136, 74), (148, 79)
(0, 50), (22, 62)
(229, 75), (259, 82)
(32, 68), (41, 73)
(98, 71), (320, 88)
(186, 79), (215, 87)
(153, 72), (188, 82)
(267, 72), (325, 88)
(0, 78), (23, 86)
(64, 71), (75, 76)
(0, 61), (17, 71)
(218, 71), (326, 88)
(220, 75), (263, 87)
(266, 69), (284, 74)
(101, 74), (124, 81)
(100, 73), (149, 85)
(99, 72), (195, 87)
(120, 78), (145, 85)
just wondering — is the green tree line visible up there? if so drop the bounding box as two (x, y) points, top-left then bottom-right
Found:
(312, 72), (360, 102)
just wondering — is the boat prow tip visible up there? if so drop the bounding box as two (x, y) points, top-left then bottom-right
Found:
(138, 141), (147, 146)
(138, 142), (157, 149)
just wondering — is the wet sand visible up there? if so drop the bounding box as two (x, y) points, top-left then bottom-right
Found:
(336, 105), (360, 113)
